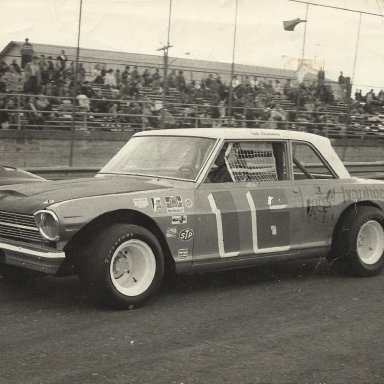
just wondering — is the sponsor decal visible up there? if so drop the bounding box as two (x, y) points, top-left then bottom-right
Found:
(185, 198), (193, 209)
(165, 195), (184, 213)
(343, 187), (384, 202)
(179, 228), (194, 241)
(133, 198), (149, 209)
(267, 195), (287, 210)
(306, 187), (335, 223)
(177, 248), (189, 260)
(43, 199), (55, 205)
(165, 227), (178, 238)
(172, 215), (187, 224)
(151, 197), (162, 212)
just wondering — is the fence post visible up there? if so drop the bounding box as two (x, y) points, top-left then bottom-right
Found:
(69, 105), (76, 167)
(83, 111), (87, 130)
(195, 104), (199, 128)
(341, 109), (350, 162)
(17, 94), (21, 130)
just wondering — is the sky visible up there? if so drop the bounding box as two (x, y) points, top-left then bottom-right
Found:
(0, 0), (384, 93)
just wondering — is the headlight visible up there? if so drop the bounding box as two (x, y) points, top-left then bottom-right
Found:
(34, 210), (61, 241)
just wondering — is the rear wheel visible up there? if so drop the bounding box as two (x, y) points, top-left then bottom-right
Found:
(329, 206), (384, 276)
(81, 224), (164, 309)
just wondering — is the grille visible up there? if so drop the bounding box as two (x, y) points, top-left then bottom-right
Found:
(0, 211), (46, 243)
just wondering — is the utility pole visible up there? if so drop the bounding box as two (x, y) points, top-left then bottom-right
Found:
(157, 0), (173, 129)
(157, 43), (172, 128)
(227, 0), (239, 127)
(69, 0), (83, 167)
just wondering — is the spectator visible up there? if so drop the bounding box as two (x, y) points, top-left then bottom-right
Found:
(20, 38), (34, 68)
(0, 99), (10, 129)
(161, 108), (176, 128)
(338, 71), (345, 85)
(130, 66), (140, 81)
(111, 86), (121, 100)
(76, 91), (90, 111)
(355, 89), (364, 102)
(177, 70), (186, 92)
(35, 94), (52, 118)
(273, 80), (283, 95)
(168, 69), (177, 88)
(90, 64), (101, 82)
(210, 100), (221, 128)
(10, 59), (21, 74)
(115, 69), (122, 88)
(57, 50), (68, 70)
(80, 81), (94, 99)
(121, 66), (130, 83)
(232, 75), (240, 88)
(24, 56), (42, 94)
(142, 69), (151, 86)
(26, 96), (45, 126)
(104, 69), (117, 88)
(1, 66), (22, 92)
(78, 63), (86, 83)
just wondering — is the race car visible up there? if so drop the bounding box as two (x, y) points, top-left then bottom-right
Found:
(0, 165), (45, 186)
(0, 128), (383, 309)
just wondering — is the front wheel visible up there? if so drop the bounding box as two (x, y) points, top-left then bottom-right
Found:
(81, 224), (164, 309)
(329, 206), (384, 276)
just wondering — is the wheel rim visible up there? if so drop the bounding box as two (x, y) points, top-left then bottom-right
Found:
(357, 220), (384, 265)
(110, 239), (156, 297)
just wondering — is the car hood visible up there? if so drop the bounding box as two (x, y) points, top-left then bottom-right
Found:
(0, 175), (172, 214)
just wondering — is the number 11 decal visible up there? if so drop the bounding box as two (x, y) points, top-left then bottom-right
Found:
(208, 192), (240, 258)
(209, 191), (290, 258)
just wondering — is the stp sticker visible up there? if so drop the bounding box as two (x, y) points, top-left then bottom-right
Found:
(165, 195), (184, 213)
(133, 198), (149, 209)
(151, 197), (162, 212)
(179, 228), (194, 241)
(172, 215), (187, 224)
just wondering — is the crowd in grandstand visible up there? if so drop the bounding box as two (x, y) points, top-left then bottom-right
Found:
(0, 38), (383, 134)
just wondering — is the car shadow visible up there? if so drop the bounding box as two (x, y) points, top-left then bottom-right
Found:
(159, 257), (338, 296)
(0, 257), (379, 309)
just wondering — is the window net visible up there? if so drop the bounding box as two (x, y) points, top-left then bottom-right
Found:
(225, 142), (278, 183)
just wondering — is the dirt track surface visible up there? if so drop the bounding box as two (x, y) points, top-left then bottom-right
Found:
(1, 259), (383, 384)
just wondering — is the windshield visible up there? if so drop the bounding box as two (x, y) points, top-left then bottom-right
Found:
(100, 135), (216, 180)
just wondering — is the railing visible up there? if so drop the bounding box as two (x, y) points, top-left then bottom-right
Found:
(0, 91), (377, 138)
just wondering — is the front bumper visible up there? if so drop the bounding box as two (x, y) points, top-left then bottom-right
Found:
(0, 239), (65, 275)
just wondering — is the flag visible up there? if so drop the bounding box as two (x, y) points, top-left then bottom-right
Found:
(283, 18), (307, 31)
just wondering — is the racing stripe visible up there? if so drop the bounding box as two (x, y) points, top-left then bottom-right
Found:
(208, 191), (240, 257)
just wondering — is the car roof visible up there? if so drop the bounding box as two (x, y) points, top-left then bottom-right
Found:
(134, 128), (331, 144)
(134, 128), (350, 179)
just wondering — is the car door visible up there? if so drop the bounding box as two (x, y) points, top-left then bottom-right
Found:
(193, 139), (303, 263)
(291, 140), (345, 247)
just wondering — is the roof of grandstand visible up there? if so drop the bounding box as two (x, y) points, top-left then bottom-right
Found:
(0, 41), (319, 81)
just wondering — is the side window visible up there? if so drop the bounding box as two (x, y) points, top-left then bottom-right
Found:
(292, 142), (335, 180)
(206, 141), (287, 183)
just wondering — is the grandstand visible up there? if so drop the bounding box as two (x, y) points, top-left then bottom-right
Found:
(1, 41), (384, 168)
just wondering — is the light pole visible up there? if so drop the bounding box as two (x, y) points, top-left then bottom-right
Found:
(69, 0), (83, 167)
(157, 0), (173, 128)
(227, 0), (239, 126)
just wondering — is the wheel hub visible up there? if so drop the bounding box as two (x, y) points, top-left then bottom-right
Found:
(357, 220), (384, 265)
(109, 239), (156, 297)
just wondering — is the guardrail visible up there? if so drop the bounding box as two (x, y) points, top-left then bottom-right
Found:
(26, 162), (384, 180)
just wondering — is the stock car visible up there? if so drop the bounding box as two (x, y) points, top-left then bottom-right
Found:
(0, 128), (384, 308)
(0, 165), (45, 186)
